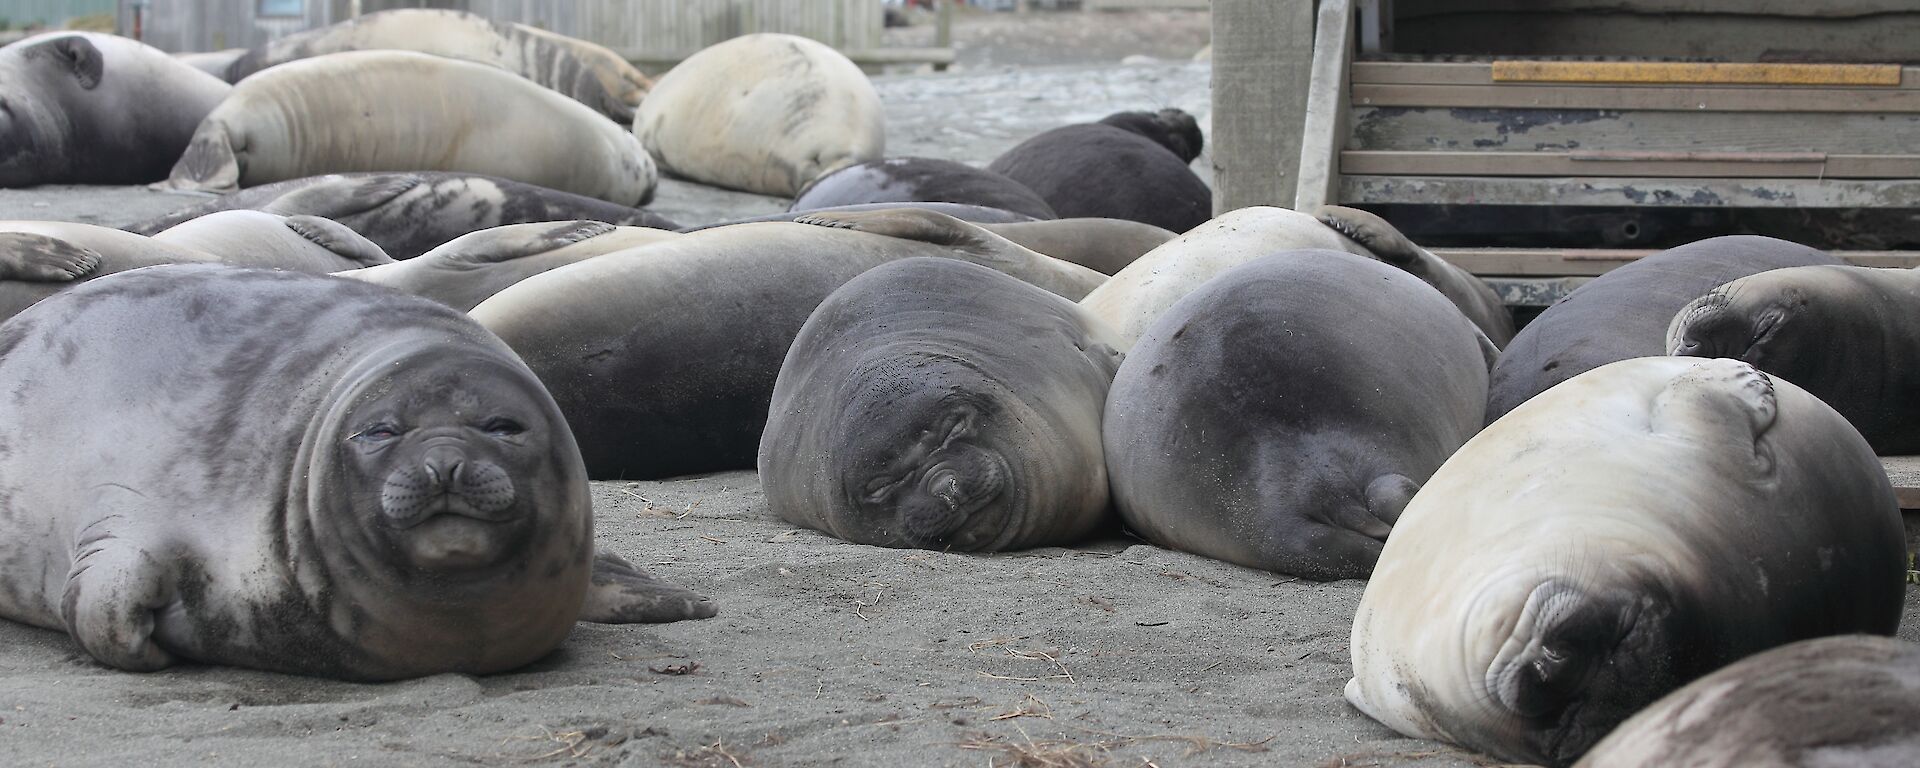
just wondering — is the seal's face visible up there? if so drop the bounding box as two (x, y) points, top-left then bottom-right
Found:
(834, 377), (1021, 551)
(338, 359), (557, 573)
(1667, 286), (1797, 369)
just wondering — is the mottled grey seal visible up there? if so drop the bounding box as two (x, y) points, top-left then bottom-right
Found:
(788, 157), (1058, 221)
(1348, 357), (1904, 768)
(0, 32), (230, 186)
(988, 109), (1210, 233)
(129, 173), (680, 260)
(1573, 635), (1920, 768)
(341, 220), (679, 311)
(151, 210), (394, 273)
(1486, 235), (1841, 423)
(1668, 264), (1920, 455)
(1316, 205), (1515, 346)
(164, 51), (657, 206)
(1104, 249), (1493, 581)
(469, 212), (1105, 480)
(761, 257), (1123, 552)
(225, 9), (652, 122)
(0, 265), (714, 680)
(634, 33), (884, 196)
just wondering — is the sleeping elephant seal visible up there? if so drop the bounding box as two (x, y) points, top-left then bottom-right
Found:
(164, 51), (658, 207)
(173, 48), (247, 81)
(761, 257), (1123, 551)
(1572, 635), (1920, 768)
(0, 265), (713, 680)
(1486, 235), (1840, 423)
(634, 33), (883, 196)
(225, 9), (651, 122)
(129, 173), (680, 260)
(1316, 205), (1514, 346)
(1668, 264), (1920, 455)
(151, 210), (394, 273)
(1078, 206), (1364, 344)
(0, 32), (230, 186)
(470, 212), (1105, 480)
(341, 220), (680, 311)
(977, 218), (1175, 276)
(987, 108), (1210, 233)
(788, 157), (1058, 221)
(682, 202), (1038, 231)
(1104, 250), (1493, 580)
(1347, 357), (1904, 767)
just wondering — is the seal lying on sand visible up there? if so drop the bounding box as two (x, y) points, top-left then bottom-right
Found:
(634, 33), (884, 196)
(164, 51), (657, 206)
(0, 32), (230, 186)
(1316, 205), (1514, 346)
(1486, 236), (1839, 423)
(131, 173), (680, 260)
(789, 158), (1058, 221)
(341, 221), (679, 311)
(1347, 357), (1904, 767)
(151, 210), (393, 273)
(988, 109), (1210, 233)
(0, 265), (714, 680)
(1104, 250), (1493, 581)
(1668, 264), (1920, 455)
(1572, 635), (1920, 768)
(762, 257), (1122, 552)
(225, 9), (652, 122)
(471, 210), (1104, 480)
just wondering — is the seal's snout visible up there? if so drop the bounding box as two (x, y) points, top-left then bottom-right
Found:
(380, 445), (519, 527)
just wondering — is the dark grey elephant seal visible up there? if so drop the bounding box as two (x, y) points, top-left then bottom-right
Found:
(1486, 235), (1841, 423)
(342, 221), (679, 311)
(1316, 205), (1514, 346)
(788, 157), (1058, 221)
(151, 210), (394, 272)
(1104, 249), (1493, 580)
(470, 211), (1105, 480)
(225, 9), (652, 122)
(1349, 357), (1903, 767)
(988, 108), (1210, 233)
(1668, 264), (1920, 455)
(130, 173), (680, 260)
(0, 265), (713, 680)
(0, 32), (230, 186)
(761, 257), (1123, 551)
(1573, 635), (1920, 768)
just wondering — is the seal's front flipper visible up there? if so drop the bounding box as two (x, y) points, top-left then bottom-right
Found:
(159, 124), (243, 193)
(796, 208), (979, 249)
(445, 221), (617, 265)
(0, 233), (100, 281)
(1365, 474), (1421, 526)
(284, 215), (392, 268)
(264, 174), (422, 220)
(1315, 205), (1423, 269)
(60, 538), (178, 672)
(578, 549), (717, 623)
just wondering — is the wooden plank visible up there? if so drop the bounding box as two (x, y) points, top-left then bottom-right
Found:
(1347, 107), (1920, 155)
(1357, 61), (1920, 89)
(1354, 83), (1920, 112)
(1883, 456), (1920, 510)
(1211, 0), (1316, 214)
(844, 48), (956, 66)
(1293, 0), (1356, 211)
(1341, 174), (1920, 208)
(1338, 150), (1920, 179)
(1435, 248), (1920, 277)
(1490, 61), (1903, 86)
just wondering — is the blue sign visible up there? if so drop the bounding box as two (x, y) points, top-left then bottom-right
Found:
(258, 0), (304, 16)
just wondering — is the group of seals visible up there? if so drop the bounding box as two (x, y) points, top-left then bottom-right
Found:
(1348, 356), (1904, 767)
(988, 108), (1211, 233)
(0, 266), (712, 680)
(163, 51), (658, 206)
(790, 157), (1058, 221)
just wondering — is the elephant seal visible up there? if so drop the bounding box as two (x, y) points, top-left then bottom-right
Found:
(975, 218), (1175, 276)
(634, 33), (884, 196)
(761, 257), (1123, 551)
(1347, 357), (1904, 767)
(342, 221), (680, 311)
(0, 32), (230, 186)
(1078, 206), (1364, 344)
(1668, 264), (1920, 455)
(164, 51), (658, 207)
(682, 202), (1039, 231)
(1572, 635), (1920, 768)
(225, 9), (652, 122)
(1316, 205), (1514, 346)
(0, 265), (713, 680)
(173, 48), (246, 81)
(1486, 235), (1840, 423)
(129, 173), (680, 260)
(788, 157), (1058, 221)
(470, 210), (1105, 480)
(151, 210), (394, 273)
(987, 108), (1210, 233)
(1104, 250), (1493, 580)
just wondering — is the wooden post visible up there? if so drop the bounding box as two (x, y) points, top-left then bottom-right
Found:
(1211, 0), (1317, 215)
(934, 0), (953, 72)
(1294, 0), (1355, 210)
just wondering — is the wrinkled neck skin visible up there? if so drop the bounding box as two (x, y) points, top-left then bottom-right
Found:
(0, 72), (67, 186)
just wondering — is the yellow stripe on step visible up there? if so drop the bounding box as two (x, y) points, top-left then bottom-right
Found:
(1490, 61), (1902, 86)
